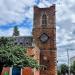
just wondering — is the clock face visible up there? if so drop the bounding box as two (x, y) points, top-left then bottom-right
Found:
(40, 33), (49, 43)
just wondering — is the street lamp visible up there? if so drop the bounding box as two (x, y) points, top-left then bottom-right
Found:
(67, 49), (70, 75)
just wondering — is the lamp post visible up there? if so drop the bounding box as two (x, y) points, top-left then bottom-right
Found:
(67, 49), (70, 75)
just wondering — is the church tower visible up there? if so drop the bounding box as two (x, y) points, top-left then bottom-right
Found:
(33, 4), (57, 75)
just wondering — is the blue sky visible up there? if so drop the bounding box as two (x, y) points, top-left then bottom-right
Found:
(0, 0), (56, 36)
(0, 0), (75, 65)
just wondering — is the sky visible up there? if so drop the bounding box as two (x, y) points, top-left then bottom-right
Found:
(0, 0), (75, 65)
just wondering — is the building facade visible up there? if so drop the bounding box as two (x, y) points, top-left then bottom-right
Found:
(33, 4), (57, 75)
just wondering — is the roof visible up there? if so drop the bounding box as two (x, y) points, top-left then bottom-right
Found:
(13, 36), (33, 47)
(0, 36), (33, 47)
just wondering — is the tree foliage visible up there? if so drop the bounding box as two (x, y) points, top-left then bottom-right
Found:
(58, 64), (68, 75)
(0, 37), (39, 68)
(70, 61), (75, 74)
(57, 62), (75, 75)
(57, 70), (61, 75)
(0, 37), (8, 46)
(13, 26), (19, 36)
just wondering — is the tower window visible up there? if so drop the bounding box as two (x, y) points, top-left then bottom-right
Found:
(42, 14), (47, 27)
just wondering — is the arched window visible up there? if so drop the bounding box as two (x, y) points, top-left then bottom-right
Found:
(42, 14), (47, 26)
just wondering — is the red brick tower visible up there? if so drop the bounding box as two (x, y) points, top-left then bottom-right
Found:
(33, 4), (57, 75)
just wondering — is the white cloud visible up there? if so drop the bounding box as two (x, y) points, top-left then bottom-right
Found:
(25, 7), (33, 19)
(0, 28), (13, 36)
(56, 0), (75, 47)
(56, 0), (75, 65)
(71, 14), (75, 23)
(56, 0), (75, 22)
(0, 0), (57, 25)
(19, 27), (32, 36)
(38, 0), (56, 8)
(0, 0), (34, 25)
(38, 1), (51, 8)
(0, 0), (56, 25)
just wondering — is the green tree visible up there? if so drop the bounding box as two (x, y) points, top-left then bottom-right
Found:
(57, 70), (61, 75)
(60, 64), (68, 75)
(0, 37), (39, 74)
(70, 61), (75, 74)
(0, 37), (8, 46)
(13, 26), (19, 36)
